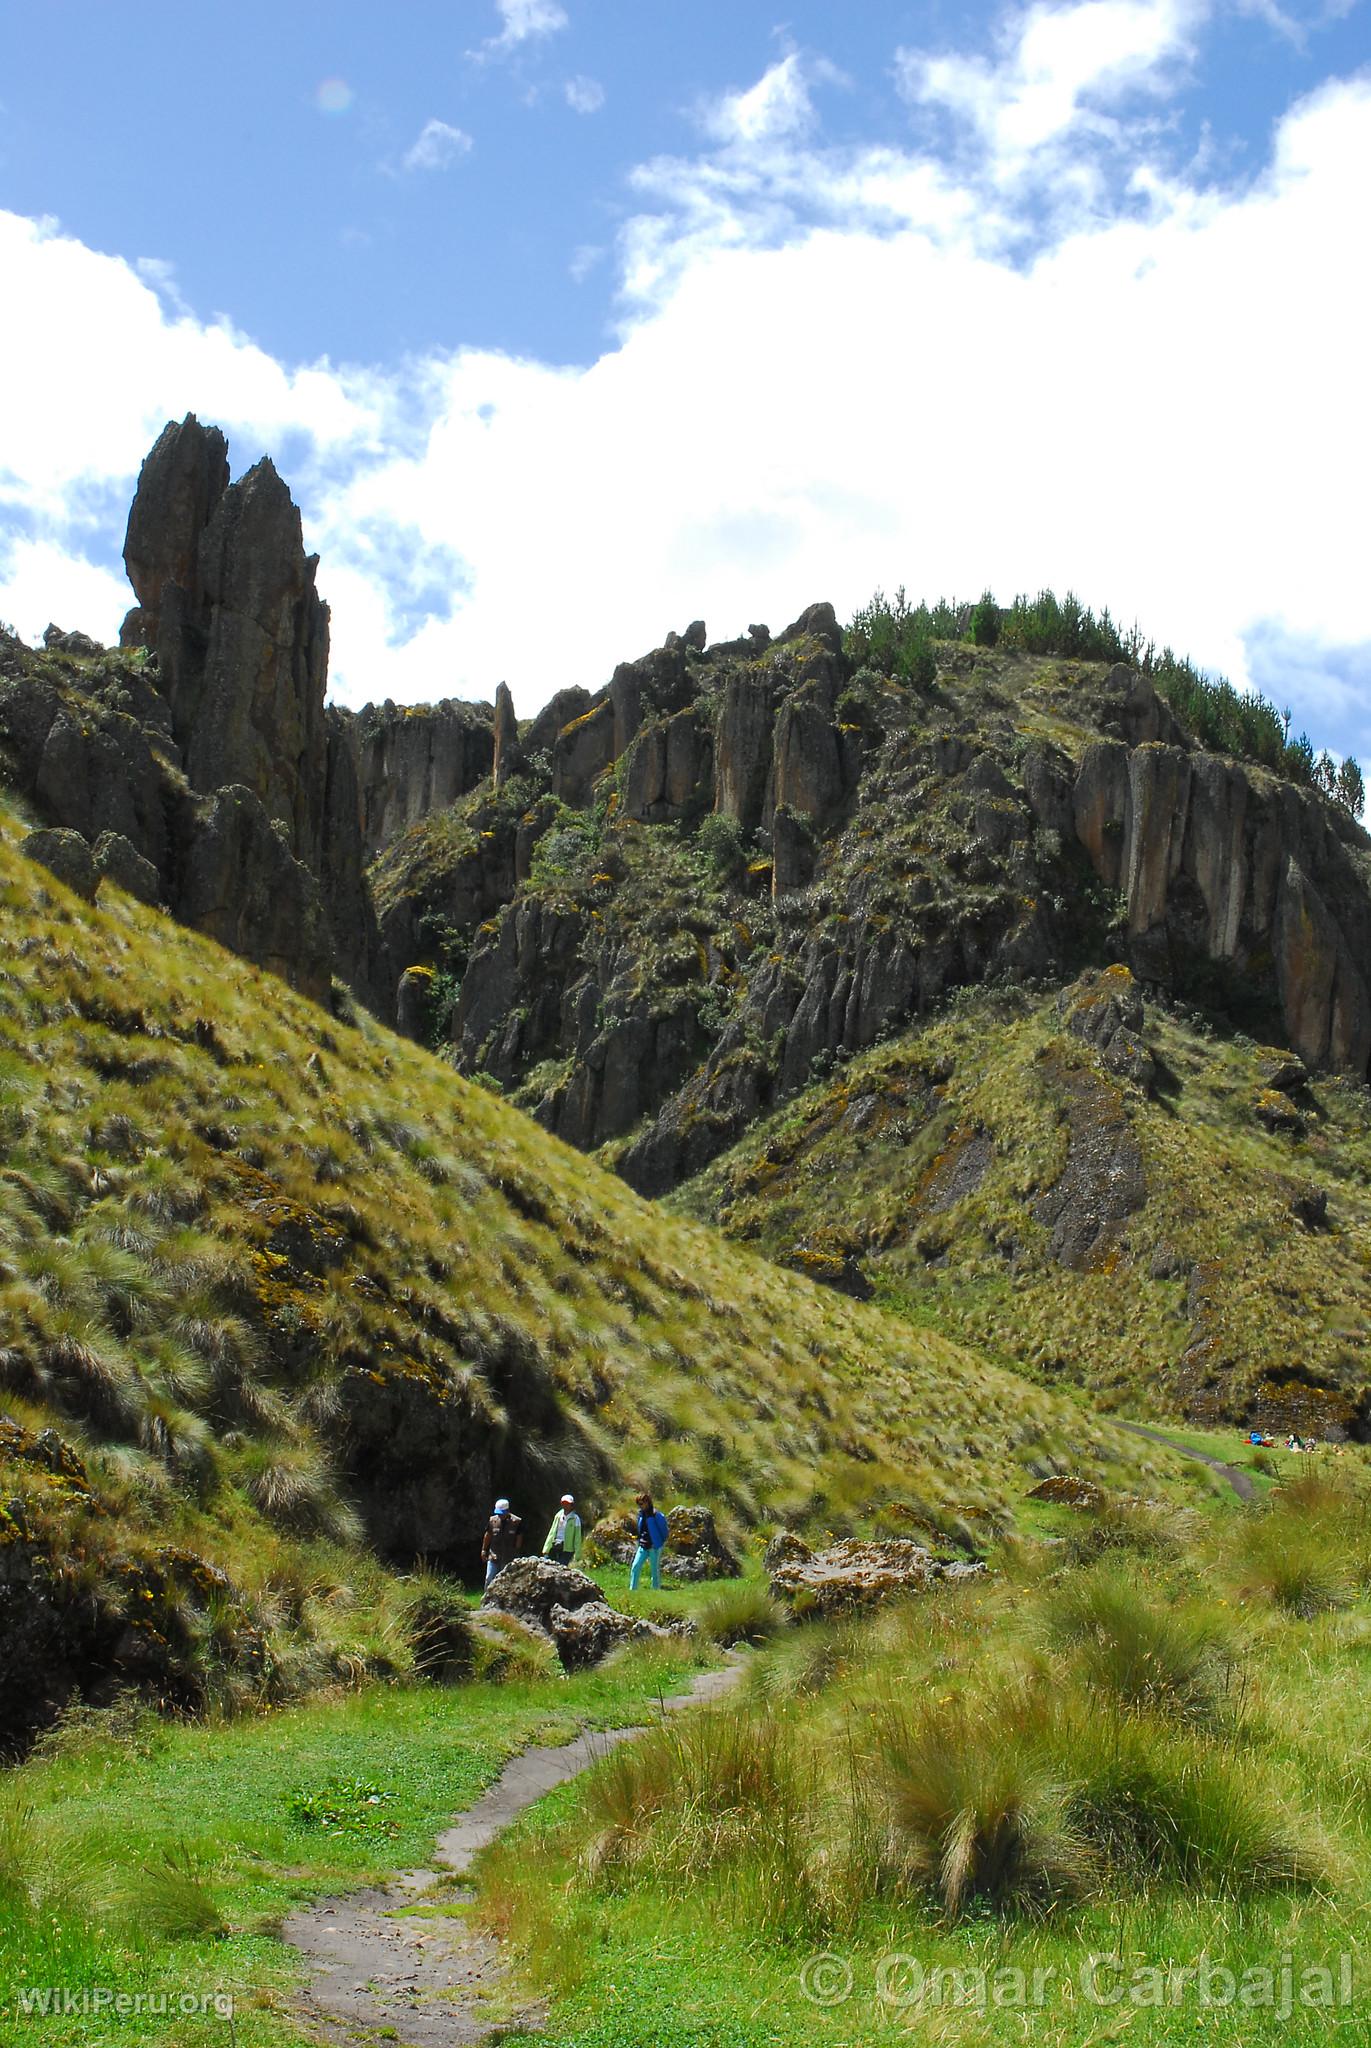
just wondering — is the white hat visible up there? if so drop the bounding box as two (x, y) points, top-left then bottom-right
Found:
(560, 1493), (575, 1505)
(494, 1497), (511, 1513)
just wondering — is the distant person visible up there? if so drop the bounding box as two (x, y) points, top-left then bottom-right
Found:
(542, 1493), (583, 1566)
(481, 1497), (522, 1586)
(628, 1491), (670, 1592)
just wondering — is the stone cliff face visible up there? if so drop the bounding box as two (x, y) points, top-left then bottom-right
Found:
(433, 636), (1371, 1197)
(4, 413), (1371, 1203)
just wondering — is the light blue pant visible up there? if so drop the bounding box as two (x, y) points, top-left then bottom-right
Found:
(629, 1544), (663, 1591)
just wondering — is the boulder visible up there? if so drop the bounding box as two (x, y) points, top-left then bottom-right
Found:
(766, 1534), (981, 1616)
(1257, 1049), (1309, 1094)
(93, 830), (163, 907)
(582, 1505), (740, 1581)
(21, 826), (98, 901)
(1026, 1474), (1105, 1509)
(482, 1556), (603, 1633)
(1254, 1089), (1304, 1135)
(480, 1557), (677, 1668)
(548, 1599), (653, 1670)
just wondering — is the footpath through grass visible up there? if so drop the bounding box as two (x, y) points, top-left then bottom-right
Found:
(0, 1634), (708, 2048)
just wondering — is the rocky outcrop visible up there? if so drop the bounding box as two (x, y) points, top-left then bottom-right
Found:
(715, 670), (778, 832)
(765, 1532), (983, 1615)
(345, 700), (494, 857)
(552, 698), (616, 807)
(176, 786), (333, 1003)
(21, 826), (98, 901)
(492, 681), (521, 791)
(622, 707), (712, 822)
(1071, 720), (1371, 1072)
(1059, 965), (1155, 1090)
(120, 413), (229, 647)
(1032, 1055), (1146, 1271)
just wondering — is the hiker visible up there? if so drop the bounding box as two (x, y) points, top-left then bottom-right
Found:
(628, 1491), (669, 1592)
(542, 1493), (583, 1566)
(481, 1497), (523, 1586)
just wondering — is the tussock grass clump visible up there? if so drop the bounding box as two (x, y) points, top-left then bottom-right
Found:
(581, 1709), (823, 1932)
(876, 1685), (1091, 1918)
(1041, 1566), (1239, 1722)
(1059, 1699), (1324, 1892)
(111, 1841), (226, 1940)
(1236, 1523), (1354, 1618)
(1234, 1482), (1363, 1616)
(694, 1579), (786, 1646)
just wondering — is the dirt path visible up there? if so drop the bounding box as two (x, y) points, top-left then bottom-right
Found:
(281, 1659), (743, 2047)
(1114, 1419), (1256, 1500)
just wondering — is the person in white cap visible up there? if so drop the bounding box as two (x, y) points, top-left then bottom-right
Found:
(481, 1497), (523, 1586)
(541, 1494), (583, 1567)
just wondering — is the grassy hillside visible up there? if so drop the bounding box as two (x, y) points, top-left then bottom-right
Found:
(674, 979), (1371, 1432)
(0, 798), (1187, 1750)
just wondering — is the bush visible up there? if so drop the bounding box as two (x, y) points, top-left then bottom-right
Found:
(695, 812), (747, 883)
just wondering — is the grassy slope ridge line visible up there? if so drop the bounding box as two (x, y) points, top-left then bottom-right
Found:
(674, 983), (1371, 1430)
(0, 797), (1189, 1735)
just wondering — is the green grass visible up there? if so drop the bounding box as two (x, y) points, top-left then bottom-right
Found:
(0, 1643), (712, 2048)
(675, 981), (1371, 1438)
(471, 1476), (1371, 2045)
(0, 787), (1195, 1751)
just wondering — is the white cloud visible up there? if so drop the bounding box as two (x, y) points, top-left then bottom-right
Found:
(402, 119), (474, 172)
(1, 25), (1369, 772)
(565, 75), (605, 114)
(477, 0), (568, 56)
(705, 53), (820, 146)
(0, 538), (130, 646)
(898, 0), (1203, 190)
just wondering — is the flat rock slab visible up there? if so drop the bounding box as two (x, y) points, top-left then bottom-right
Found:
(283, 1659), (743, 2046)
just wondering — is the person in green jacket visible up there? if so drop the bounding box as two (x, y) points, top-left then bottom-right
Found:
(542, 1494), (583, 1566)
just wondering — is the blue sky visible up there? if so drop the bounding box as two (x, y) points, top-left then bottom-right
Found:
(0, 0), (1368, 759)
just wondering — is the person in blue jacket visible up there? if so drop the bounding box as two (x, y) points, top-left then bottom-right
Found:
(629, 1491), (669, 1591)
